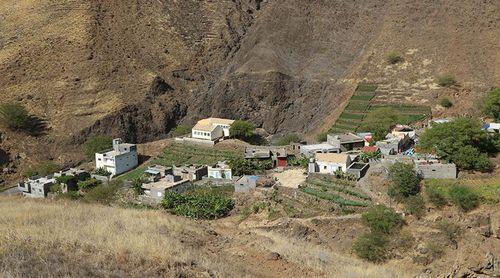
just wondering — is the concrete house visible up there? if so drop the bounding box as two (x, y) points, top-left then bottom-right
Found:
(95, 138), (138, 177)
(142, 174), (192, 202)
(208, 161), (232, 180)
(415, 159), (457, 179)
(300, 143), (340, 158)
(244, 147), (289, 167)
(309, 153), (353, 174)
(235, 175), (260, 193)
(18, 176), (56, 198)
(143, 165), (173, 182)
(376, 135), (413, 156)
(327, 133), (365, 152)
(191, 118), (235, 141)
(391, 125), (416, 139)
(173, 165), (208, 181)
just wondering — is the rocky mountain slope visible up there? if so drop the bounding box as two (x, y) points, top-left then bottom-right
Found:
(0, 0), (499, 167)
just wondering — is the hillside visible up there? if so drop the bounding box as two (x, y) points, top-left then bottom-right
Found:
(0, 0), (499, 171)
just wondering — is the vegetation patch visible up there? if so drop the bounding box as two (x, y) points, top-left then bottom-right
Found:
(153, 143), (241, 166)
(161, 187), (234, 220)
(24, 161), (60, 178)
(82, 136), (113, 160)
(424, 179), (498, 210)
(436, 74), (457, 87)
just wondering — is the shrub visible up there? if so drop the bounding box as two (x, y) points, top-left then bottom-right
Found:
(449, 185), (480, 211)
(482, 88), (500, 121)
(169, 125), (191, 138)
(229, 120), (255, 140)
(388, 162), (421, 201)
(426, 186), (448, 208)
(82, 136), (113, 160)
(362, 205), (404, 234)
(77, 178), (101, 190)
(386, 51), (403, 64)
(352, 232), (388, 263)
(94, 167), (111, 176)
(24, 161), (59, 178)
(161, 188), (234, 220)
(132, 176), (145, 195)
(273, 133), (302, 146)
(436, 74), (457, 87)
(404, 196), (426, 218)
(426, 241), (445, 260)
(83, 182), (121, 204)
(0, 102), (30, 130)
(49, 183), (61, 193)
(440, 98), (453, 108)
(55, 175), (77, 185)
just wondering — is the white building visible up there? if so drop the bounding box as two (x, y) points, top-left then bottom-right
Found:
(390, 125), (416, 139)
(309, 153), (353, 174)
(18, 176), (56, 198)
(95, 138), (138, 177)
(207, 161), (232, 180)
(484, 122), (500, 133)
(191, 118), (235, 141)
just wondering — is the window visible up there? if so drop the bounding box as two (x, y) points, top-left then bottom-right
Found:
(323, 166), (327, 170)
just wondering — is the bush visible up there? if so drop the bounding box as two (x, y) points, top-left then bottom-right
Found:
(388, 162), (421, 201)
(83, 181), (121, 204)
(362, 205), (404, 234)
(449, 185), (480, 211)
(426, 186), (448, 208)
(24, 161), (59, 178)
(229, 120), (255, 140)
(273, 133), (302, 146)
(169, 125), (191, 138)
(49, 183), (61, 193)
(77, 178), (101, 190)
(386, 51), (403, 64)
(436, 74), (457, 87)
(482, 88), (500, 121)
(440, 97), (453, 108)
(435, 220), (460, 243)
(94, 167), (111, 176)
(316, 132), (328, 142)
(82, 136), (113, 160)
(0, 102), (31, 130)
(404, 196), (426, 218)
(161, 188), (234, 220)
(353, 232), (388, 263)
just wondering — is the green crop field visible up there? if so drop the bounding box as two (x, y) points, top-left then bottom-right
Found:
(300, 176), (371, 207)
(330, 83), (430, 134)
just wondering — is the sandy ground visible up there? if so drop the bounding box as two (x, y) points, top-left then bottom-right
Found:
(272, 168), (307, 188)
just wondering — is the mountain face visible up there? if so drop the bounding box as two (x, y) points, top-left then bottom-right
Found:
(0, 0), (499, 165)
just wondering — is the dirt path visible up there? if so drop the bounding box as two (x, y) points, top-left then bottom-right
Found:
(272, 168), (307, 189)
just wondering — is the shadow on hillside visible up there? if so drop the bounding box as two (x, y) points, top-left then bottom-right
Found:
(26, 116), (48, 137)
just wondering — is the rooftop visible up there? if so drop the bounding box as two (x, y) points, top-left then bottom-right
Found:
(315, 153), (350, 164)
(329, 133), (364, 143)
(192, 117), (235, 132)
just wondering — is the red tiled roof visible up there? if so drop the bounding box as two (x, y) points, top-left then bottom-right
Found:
(362, 146), (379, 153)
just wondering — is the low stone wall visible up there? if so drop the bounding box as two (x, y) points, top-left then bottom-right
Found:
(175, 137), (216, 146)
(416, 163), (457, 179)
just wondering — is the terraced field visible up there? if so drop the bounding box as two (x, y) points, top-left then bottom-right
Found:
(330, 83), (431, 134)
(300, 176), (372, 211)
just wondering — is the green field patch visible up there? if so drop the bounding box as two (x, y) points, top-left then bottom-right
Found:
(351, 94), (375, 101)
(339, 112), (365, 120)
(308, 178), (371, 200)
(300, 187), (369, 207)
(355, 84), (378, 92)
(331, 124), (357, 131)
(425, 179), (500, 204)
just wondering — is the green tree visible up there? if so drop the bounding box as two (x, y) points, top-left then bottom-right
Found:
(388, 162), (421, 201)
(82, 136), (113, 160)
(0, 102), (30, 130)
(482, 88), (500, 121)
(361, 107), (401, 142)
(229, 120), (255, 140)
(362, 205), (404, 234)
(418, 117), (495, 171)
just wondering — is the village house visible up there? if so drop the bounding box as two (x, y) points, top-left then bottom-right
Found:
(143, 165), (173, 182)
(173, 165), (208, 181)
(327, 133), (365, 152)
(415, 157), (457, 179)
(391, 125), (416, 139)
(207, 161), (232, 180)
(357, 132), (373, 147)
(235, 175), (266, 193)
(191, 118), (235, 141)
(141, 174), (192, 202)
(18, 176), (56, 198)
(245, 146), (289, 167)
(300, 143), (340, 158)
(346, 162), (370, 180)
(308, 153), (353, 174)
(483, 122), (500, 133)
(95, 138), (138, 177)
(376, 135), (413, 156)
(54, 168), (90, 192)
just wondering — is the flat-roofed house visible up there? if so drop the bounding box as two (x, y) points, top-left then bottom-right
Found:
(309, 153), (353, 174)
(208, 161), (232, 180)
(141, 175), (192, 202)
(191, 118), (235, 141)
(327, 133), (365, 152)
(173, 165), (208, 181)
(18, 176), (56, 198)
(95, 138), (138, 177)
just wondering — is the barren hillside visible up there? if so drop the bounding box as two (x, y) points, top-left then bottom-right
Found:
(0, 0), (499, 167)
